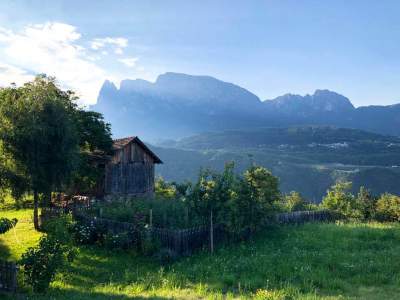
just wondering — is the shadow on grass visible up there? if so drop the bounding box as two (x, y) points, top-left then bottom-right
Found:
(3, 290), (173, 300)
(0, 237), (12, 261)
(12, 222), (400, 299)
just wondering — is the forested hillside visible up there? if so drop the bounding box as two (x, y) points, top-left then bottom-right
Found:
(153, 127), (400, 202)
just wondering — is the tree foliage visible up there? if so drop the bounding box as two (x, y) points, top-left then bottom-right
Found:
(321, 181), (355, 217)
(187, 163), (280, 236)
(20, 235), (75, 293)
(0, 76), (112, 228)
(353, 186), (375, 220)
(375, 193), (400, 222)
(282, 191), (308, 212)
(67, 110), (112, 195)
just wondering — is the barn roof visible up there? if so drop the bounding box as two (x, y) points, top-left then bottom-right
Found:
(113, 136), (163, 164)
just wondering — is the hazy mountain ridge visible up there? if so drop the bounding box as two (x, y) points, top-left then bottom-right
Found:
(264, 90), (355, 116)
(92, 72), (400, 141)
(92, 74), (400, 200)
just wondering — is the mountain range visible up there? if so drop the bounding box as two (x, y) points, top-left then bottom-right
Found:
(92, 72), (400, 141)
(91, 72), (400, 201)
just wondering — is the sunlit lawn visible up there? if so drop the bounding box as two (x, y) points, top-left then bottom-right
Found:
(0, 209), (42, 261)
(1, 209), (400, 299)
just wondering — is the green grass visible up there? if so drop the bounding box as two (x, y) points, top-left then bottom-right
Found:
(0, 209), (42, 261)
(1, 209), (400, 299)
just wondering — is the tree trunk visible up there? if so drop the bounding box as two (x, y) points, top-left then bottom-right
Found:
(33, 190), (39, 230)
(43, 190), (51, 207)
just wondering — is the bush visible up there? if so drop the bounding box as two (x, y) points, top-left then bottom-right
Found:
(155, 177), (177, 199)
(321, 181), (355, 217)
(20, 236), (75, 293)
(0, 217), (17, 234)
(93, 197), (192, 229)
(71, 221), (105, 245)
(375, 193), (400, 222)
(103, 231), (134, 250)
(353, 186), (376, 220)
(282, 191), (308, 212)
(41, 213), (74, 243)
(188, 163), (280, 237)
(226, 165), (279, 236)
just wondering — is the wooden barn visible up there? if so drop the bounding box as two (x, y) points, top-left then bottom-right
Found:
(104, 136), (162, 197)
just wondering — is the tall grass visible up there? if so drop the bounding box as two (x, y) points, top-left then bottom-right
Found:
(1, 209), (400, 299)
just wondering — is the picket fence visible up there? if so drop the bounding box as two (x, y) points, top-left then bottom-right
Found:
(0, 260), (18, 293)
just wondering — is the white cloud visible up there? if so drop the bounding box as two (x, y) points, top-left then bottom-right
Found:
(118, 57), (139, 68)
(0, 62), (33, 86)
(0, 22), (126, 105)
(90, 37), (128, 55)
(114, 47), (123, 55)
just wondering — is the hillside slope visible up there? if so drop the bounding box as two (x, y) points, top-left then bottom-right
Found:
(153, 127), (400, 201)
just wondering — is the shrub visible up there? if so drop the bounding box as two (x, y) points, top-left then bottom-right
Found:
(375, 193), (400, 222)
(321, 181), (355, 217)
(155, 177), (177, 199)
(353, 186), (376, 220)
(282, 191), (308, 212)
(0, 217), (17, 234)
(227, 165), (279, 235)
(188, 163), (237, 226)
(188, 163), (280, 237)
(94, 197), (192, 229)
(103, 231), (133, 250)
(20, 236), (75, 293)
(41, 213), (74, 243)
(70, 221), (105, 245)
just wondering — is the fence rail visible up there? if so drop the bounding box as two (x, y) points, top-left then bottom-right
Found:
(0, 260), (17, 293)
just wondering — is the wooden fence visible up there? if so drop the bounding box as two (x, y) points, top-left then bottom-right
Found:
(39, 207), (339, 256)
(74, 212), (137, 234)
(150, 224), (224, 256)
(275, 210), (338, 224)
(39, 206), (96, 228)
(0, 260), (17, 293)
(74, 211), (221, 256)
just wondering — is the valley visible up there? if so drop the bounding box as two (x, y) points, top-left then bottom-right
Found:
(152, 127), (400, 202)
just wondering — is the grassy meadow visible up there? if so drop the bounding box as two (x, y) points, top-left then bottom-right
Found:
(1, 209), (400, 299)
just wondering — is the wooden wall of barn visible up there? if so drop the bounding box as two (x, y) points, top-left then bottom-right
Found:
(111, 141), (154, 164)
(105, 141), (156, 197)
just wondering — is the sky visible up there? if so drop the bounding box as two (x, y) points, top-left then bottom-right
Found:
(0, 1), (399, 107)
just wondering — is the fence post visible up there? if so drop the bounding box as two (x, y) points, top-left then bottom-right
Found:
(185, 207), (189, 228)
(11, 262), (17, 293)
(149, 209), (153, 228)
(163, 211), (167, 227)
(210, 210), (214, 254)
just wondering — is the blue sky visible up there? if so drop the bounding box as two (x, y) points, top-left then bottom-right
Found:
(0, 1), (399, 106)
